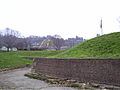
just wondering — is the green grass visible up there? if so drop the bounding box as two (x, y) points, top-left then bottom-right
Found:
(0, 52), (32, 69)
(0, 50), (64, 69)
(11, 50), (65, 57)
(51, 32), (120, 59)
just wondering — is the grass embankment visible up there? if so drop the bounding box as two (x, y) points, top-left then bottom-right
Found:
(12, 50), (64, 57)
(0, 50), (64, 69)
(1, 32), (120, 69)
(51, 32), (120, 58)
(0, 52), (32, 69)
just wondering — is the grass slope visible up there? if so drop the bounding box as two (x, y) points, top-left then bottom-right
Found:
(0, 50), (64, 69)
(12, 50), (65, 57)
(51, 32), (120, 58)
(0, 52), (32, 69)
(1, 32), (119, 69)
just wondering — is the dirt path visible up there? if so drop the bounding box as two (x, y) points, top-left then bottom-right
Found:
(0, 68), (77, 90)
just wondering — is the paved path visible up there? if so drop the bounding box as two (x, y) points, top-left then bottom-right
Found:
(0, 68), (77, 90)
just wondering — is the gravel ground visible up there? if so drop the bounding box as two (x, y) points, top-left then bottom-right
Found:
(0, 68), (78, 90)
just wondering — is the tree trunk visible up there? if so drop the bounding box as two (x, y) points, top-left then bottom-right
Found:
(7, 48), (9, 52)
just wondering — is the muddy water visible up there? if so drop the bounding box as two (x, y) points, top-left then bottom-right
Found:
(0, 68), (77, 90)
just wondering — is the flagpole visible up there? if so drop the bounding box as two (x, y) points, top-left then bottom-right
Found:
(101, 27), (103, 35)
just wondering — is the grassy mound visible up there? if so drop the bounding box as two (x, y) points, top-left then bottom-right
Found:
(51, 32), (120, 58)
(0, 50), (64, 69)
(0, 32), (120, 69)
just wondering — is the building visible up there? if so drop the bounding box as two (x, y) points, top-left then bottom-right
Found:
(39, 39), (57, 50)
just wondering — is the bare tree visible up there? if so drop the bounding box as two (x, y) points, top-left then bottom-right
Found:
(14, 38), (27, 50)
(0, 32), (3, 48)
(2, 28), (20, 51)
(25, 37), (33, 50)
(51, 35), (65, 50)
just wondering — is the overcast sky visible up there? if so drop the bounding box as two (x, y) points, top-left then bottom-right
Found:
(0, 0), (120, 39)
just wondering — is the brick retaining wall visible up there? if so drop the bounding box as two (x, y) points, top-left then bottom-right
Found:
(27, 58), (120, 86)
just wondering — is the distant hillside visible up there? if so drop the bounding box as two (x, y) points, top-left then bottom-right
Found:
(51, 32), (120, 58)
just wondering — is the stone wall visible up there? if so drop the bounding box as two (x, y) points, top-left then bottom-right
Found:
(27, 58), (120, 86)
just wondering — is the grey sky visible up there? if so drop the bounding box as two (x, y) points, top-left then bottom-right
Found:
(0, 0), (120, 39)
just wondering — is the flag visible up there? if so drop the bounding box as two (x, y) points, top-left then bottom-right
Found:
(100, 19), (102, 29)
(100, 18), (103, 35)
